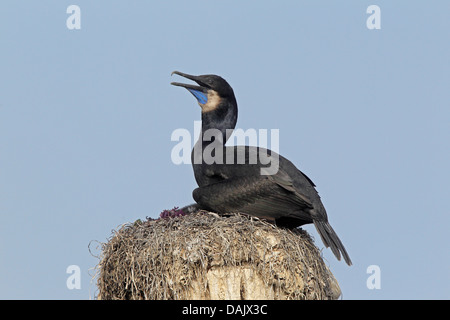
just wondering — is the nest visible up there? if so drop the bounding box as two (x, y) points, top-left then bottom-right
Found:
(95, 211), (341, 300)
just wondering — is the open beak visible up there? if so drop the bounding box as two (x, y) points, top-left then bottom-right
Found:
(171, 71), (209, 104)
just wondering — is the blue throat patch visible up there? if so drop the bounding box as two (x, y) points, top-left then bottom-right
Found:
(188, 89), (208, 104)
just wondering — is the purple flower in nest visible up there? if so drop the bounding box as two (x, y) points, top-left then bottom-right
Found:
(159, 207), (187, 219)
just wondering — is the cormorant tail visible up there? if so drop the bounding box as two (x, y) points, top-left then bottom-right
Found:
(314, 220), (352, 266)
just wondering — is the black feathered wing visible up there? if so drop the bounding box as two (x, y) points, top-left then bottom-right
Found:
(193, 169), (315, 225)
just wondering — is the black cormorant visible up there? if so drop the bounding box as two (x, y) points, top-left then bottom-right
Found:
(171, 71), (352, 266)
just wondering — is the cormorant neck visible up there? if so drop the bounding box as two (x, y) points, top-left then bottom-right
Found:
(200, 100), (237, 146)
(191, 100), (237, 167)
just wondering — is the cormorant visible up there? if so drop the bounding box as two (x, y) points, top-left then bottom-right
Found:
(171, 71), (352, 266)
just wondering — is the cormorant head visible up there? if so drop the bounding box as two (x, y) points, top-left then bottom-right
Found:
(171, 71), (237, 113)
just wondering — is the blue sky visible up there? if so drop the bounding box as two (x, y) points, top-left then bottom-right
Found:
(0, 1), (449, 299)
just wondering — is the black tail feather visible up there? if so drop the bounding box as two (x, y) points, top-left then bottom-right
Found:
(314, 220), (352, 266)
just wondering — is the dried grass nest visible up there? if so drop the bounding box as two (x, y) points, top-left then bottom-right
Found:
(95, 211), (341, 300)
